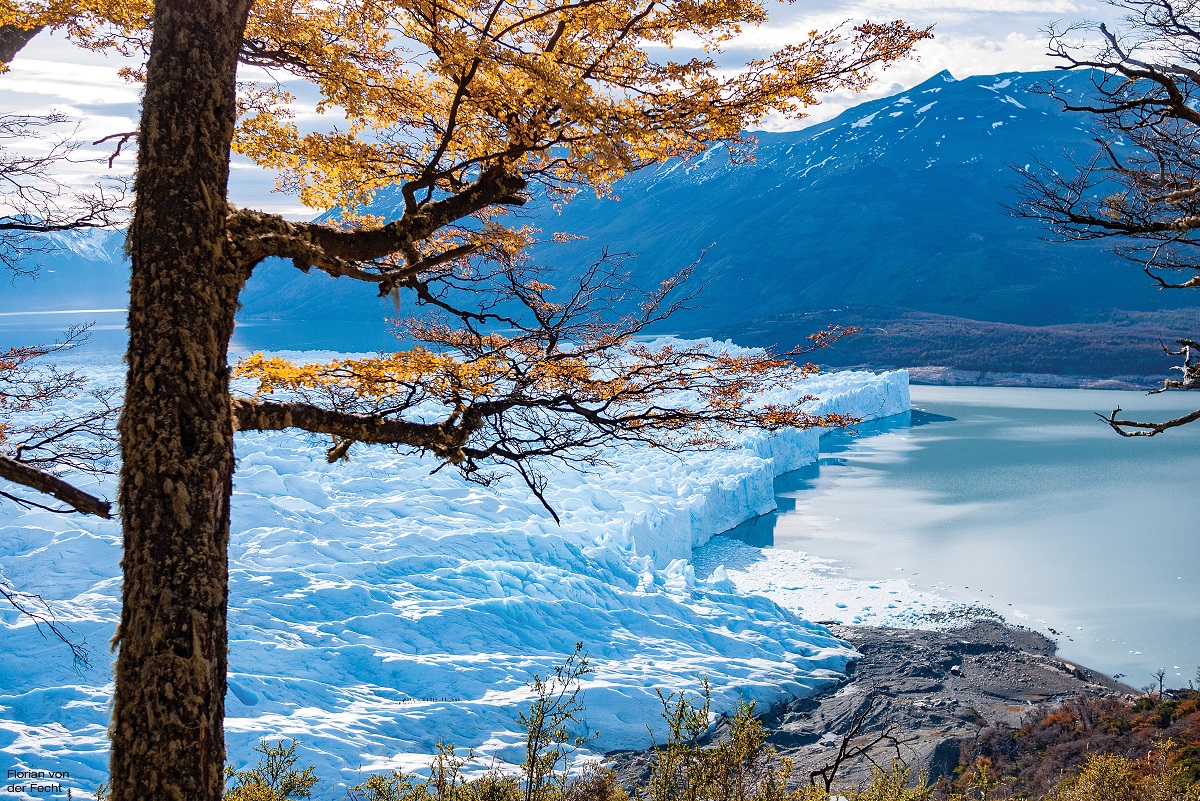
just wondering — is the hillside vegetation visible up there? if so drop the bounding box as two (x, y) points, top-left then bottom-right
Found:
(208, 687), (1200, 801)
(178, 652), (1200, 801)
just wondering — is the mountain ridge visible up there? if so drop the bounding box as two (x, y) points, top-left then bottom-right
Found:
(4, 68), (1193, 380)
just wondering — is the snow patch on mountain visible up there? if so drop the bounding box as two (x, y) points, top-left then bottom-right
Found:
(37, 228), (123, 264)
(850, 111), (878, 129)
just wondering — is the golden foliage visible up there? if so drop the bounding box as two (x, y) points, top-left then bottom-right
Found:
(224, 740), (318, 801)
(234, 324), (852, 454)
(1050, 741), (1200, 801)
(7, 0), (913, 506)
(4, 0), (930, 212)
(228, 256), (861, 517)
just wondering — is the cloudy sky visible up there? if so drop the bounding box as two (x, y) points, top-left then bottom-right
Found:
(0, 0), (1113, 216)
(737, 0), (1111, 129)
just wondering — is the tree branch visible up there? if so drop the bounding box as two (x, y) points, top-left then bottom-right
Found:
(809, 694), (905, 792)
(0, 24), (42, 66)
(231, 397), (472, 463)
(296, 166), (528, 263)
(226, 165), (523, 286)
(0, 577), (90, 671)
(1099, 405), (1200, 435)
(0, 455), (112, 518)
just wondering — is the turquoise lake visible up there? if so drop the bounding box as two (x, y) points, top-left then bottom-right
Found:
(6, 314), (1198, 687)
(725, 384), (1200, 688)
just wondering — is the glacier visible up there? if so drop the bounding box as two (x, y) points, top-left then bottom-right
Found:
(0, 346), (910, 798)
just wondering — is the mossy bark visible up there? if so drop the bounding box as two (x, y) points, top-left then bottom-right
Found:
(0, 24), (42, 65)
(111, 2), (252, 799)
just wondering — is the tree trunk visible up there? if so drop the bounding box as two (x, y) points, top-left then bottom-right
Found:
(0, 24), (42, 66)
(111, 2), (252, 800)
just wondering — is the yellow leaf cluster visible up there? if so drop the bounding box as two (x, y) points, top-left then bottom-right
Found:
(234, 349), (509, 400)
(4, 0), (930, 217)
(234, 329), (842, 450)
(1, 0), (152, 57)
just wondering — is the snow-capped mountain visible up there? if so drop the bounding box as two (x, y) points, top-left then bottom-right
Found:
(6, 69), (1194, 376)
(522, 69), (1180, 329)
(1, 227), (127, 313)
(507, 68), (1199, 377)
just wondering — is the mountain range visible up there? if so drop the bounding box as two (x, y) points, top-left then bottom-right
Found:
(511, 68), (1198, 382)
(5, 68), (1196, 381)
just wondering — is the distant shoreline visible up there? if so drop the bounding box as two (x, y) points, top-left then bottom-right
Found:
(884, 365), (1159, 391)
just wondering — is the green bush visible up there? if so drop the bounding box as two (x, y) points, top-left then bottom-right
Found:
(641, 681), (806, 801)
(842, 764), (933, 801)
(1050, 742), (1200, 801)
(203, 653), (1200, 801)
(225, 739), (319, 801)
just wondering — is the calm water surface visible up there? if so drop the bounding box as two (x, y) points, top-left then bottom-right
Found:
(725, 385), (1200, 686)
(9, 315), (1199, 685)
(0, 312), (404, 354)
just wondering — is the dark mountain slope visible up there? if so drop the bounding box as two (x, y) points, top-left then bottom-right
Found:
(523, 69), (1179, 331)
(5, 69), (1193, 379)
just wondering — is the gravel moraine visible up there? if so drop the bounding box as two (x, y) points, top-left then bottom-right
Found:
(609, 620), (1135, 790)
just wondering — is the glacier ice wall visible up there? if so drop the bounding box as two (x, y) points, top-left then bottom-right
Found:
(0, 350), (909, 797)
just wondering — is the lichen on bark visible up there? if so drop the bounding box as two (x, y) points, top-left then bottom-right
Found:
(111, 2), (253, 799)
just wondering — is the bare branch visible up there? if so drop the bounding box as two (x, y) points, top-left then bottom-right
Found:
(0, 454), (111, 517)
(233, 256), (856, 518)
(0, 577), (90, 671)
(0, 114), (128, 275)
(1019, 0), (1200, 434)
(1099, 404), (1200, 434)
(0, 327), (119, 515)
(809, 695), (905, 793)
(93, 131), (138, 169)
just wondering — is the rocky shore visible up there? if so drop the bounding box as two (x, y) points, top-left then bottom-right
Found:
(610, 620), (1135, 789)
(757, 621), (1133, 786)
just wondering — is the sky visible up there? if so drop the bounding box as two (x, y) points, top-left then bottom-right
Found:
(0, 0), (1115, 217)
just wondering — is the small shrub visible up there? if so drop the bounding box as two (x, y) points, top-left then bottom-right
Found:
(347, 770), (415, 801)
(211, 664), (1200, 801)
(843, 763), (933, 801)
(348, 645), (623, 801)
(640, 681), (818, 801)
(1050, 752), (1145, 801)
(954, 690), (1200, 798)
(224, 739), (318, 801)
(518, 644), (596, 801)
(946, 758), (1009, 801)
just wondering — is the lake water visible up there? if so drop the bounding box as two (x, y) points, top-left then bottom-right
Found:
(8, 314), (1199, 686)
(0, 311), (404, 354)
(722, 384), (1200, 688)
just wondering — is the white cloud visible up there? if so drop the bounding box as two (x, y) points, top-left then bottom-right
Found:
(696, 0), (1115, 130)
(865, 0), (1081, 12)
(756, 30), (1066, 130)
(0, 1), (1118, 214)
(2, 58), (141, 107)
